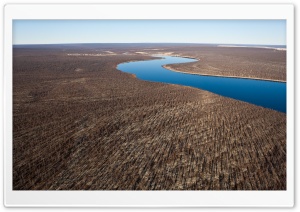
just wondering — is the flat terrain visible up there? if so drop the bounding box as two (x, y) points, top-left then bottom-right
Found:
(13, 44), (286, 190)
(153, 46), (286, 82)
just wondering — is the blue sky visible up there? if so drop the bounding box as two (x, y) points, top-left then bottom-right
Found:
(13, 20), (286, 45)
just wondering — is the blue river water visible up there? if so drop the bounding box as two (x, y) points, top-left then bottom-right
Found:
(117, 56), (286, 113)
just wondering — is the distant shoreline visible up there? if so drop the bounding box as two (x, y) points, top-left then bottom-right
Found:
(217, 45), (286, 51)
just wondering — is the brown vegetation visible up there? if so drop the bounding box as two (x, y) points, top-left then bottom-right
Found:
(152, 46), (286, 82)
(13, 45), (286, 190)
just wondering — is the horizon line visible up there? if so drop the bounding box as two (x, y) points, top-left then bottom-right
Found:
(12, 42), (286, 46)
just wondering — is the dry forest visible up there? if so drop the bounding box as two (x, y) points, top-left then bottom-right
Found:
(13, 44), (286, 190)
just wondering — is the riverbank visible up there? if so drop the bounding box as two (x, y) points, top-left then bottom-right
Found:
(163, 64), (286, 83)
(159, 46), (286, 82)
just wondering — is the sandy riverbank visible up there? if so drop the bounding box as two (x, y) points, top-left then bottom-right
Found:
(163, 65), (286, 83)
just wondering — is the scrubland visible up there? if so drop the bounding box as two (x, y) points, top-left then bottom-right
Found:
(13, 45), (286, 190)
(158, 46), (286, 82)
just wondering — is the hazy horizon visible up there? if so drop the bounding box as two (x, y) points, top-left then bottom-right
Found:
(12, 42), (287, 46)
(13, 20), (286, 46)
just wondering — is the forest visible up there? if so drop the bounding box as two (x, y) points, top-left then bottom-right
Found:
(13, 44), (286, 190)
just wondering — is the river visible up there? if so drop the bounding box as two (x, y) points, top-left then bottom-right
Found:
(117, 55), (286, 113)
